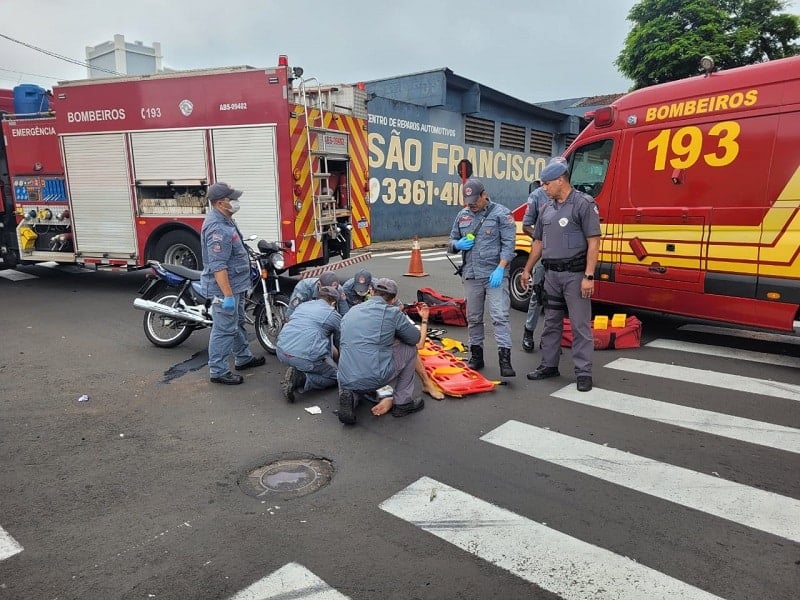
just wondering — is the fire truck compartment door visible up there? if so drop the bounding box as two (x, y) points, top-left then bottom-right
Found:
(616, 207), (708, 292)
(130, 130), (207, 180)
(62, 133), (136, 256)
(211, 126), (280, 243)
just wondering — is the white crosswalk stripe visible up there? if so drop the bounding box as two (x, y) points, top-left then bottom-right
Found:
(373, 333), (798, 598)
(605, 357), (800, 401)
(370, 248), (460, 263)
(481, 420), (800, 543)
(551, 384), (800, 454)
(381, 476), (724, 600)
(228, 562), (350, 600)
(646, 338), (800, 369)
(0, 526), (23, 561)
(678, 323), (800, 346)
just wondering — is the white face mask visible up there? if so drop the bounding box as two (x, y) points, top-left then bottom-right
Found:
(227, 200), (241, 214)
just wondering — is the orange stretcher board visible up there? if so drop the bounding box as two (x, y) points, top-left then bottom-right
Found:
(419, 341), (496, 397)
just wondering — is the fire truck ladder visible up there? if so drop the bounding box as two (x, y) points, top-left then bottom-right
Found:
(298, 78), (337, 242)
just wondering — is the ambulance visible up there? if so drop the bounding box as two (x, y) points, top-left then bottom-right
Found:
(519, 55), (800, 335)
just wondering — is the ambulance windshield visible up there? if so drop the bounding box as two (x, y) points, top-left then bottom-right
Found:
(568, 138), (613, 198)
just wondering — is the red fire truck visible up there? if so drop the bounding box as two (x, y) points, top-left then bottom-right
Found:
(0, 56), (371, 272)
(511, 55), (800, 335)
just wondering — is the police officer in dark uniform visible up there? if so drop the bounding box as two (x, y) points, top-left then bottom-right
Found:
(521, 182), (547, 352)
(520, 158), (601, 392)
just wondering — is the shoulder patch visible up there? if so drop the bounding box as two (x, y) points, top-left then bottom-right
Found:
(506, 214), (514, 223)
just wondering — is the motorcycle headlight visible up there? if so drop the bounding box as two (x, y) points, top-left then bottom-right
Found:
(270, 252), (285, 270)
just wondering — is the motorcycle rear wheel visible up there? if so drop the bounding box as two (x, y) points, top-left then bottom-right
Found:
(143, 290), (195, 348)
(254, 294), (290, 354)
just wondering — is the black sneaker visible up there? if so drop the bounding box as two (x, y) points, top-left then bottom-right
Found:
(338, 390), (357, 425)
(391, 396), (425, 417)
(281, 367), (306, 403)
(576, 376), (593, 392)
(210, 372), (244, 385)
(526, 366), (560, 381)
(235, 355), (266, 371)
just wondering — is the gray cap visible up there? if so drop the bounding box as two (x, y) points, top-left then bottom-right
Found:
(317, 286), (340, 303)
(372, 277), (398, 296)
(318, 272), (339, 287)
(352, 269), (372, 295)
(540, 158), (568, 183)
(207, 182), (243, 202)
(462, 178), (485, 204)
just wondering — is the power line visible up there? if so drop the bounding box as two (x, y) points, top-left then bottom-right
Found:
(0, 66), (61, 80)
(0, 32), (123, 76)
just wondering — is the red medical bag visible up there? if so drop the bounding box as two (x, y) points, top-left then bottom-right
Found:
(561, 316), (642, 350)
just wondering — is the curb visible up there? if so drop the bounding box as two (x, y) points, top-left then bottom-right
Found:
(365, 236), (451, 252)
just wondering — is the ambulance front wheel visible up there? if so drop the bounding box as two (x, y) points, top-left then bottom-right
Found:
(509, 254), (533, 312)
(154, 231), (202, 270)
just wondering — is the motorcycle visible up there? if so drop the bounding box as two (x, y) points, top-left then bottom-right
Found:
(133, 236), (290, 353)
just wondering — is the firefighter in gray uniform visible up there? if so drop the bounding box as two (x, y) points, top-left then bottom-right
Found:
(447, 177), (517, 377)
(521, 158), (601, 392)
(286, 271), (348, 317)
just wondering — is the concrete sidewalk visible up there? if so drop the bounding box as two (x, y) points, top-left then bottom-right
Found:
(365, 235), (451, 252)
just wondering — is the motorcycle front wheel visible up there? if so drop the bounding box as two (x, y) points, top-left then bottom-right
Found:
(253, 294), (290, 354)
(143, 290), (195, 348)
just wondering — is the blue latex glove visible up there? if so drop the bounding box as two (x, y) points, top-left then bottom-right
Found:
(454, 236), (475, 251)
(221, 296), (236, 310)
(488, 266), (505, 288)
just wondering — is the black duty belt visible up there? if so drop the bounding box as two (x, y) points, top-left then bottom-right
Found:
(543, 256), (586, 272)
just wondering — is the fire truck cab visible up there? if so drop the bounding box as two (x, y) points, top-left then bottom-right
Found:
(1, 57), (370, 272)
(513, 55), (800, 335)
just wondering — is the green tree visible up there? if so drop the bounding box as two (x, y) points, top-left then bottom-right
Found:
(616, 0), (800, 89)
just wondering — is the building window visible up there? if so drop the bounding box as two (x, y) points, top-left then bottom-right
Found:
(465, 116), (495, 147)
(564, 133), (578, 149)
(499, 123), (526, 151)
(529, 130), (554, 155)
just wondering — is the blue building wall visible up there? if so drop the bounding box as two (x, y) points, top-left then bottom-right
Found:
(366, 70), (576, 241)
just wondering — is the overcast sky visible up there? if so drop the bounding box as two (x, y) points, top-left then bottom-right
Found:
(2, 0), (799, 104)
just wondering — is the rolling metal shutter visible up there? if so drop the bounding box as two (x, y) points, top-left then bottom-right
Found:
(62, 133), (136, 256)
(211, 126), (280, 242)
(130, 130), (207, 181)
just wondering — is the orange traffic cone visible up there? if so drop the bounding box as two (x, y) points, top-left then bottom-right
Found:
(404, 236), (429, 277)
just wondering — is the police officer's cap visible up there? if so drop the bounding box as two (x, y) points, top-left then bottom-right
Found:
(540, 158), (569, 183)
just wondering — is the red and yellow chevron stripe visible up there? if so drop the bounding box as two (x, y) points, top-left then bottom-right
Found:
(289, 105), (370, 265)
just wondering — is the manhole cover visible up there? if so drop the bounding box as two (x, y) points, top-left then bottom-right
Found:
(239, 455), (334, 500)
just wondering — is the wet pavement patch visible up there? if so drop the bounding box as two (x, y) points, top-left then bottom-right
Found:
(239, 454), (334, 500)
(161, 350), (208, 383)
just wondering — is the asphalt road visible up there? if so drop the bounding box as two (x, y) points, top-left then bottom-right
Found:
(1, 249), (799, 600)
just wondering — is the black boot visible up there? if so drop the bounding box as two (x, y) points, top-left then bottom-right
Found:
(499, 347), (516, 377)
(522, 328), (534, 353)
(467, 345), (484, 370)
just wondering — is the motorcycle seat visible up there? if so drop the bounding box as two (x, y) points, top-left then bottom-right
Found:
(162, 263), (203, 281)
